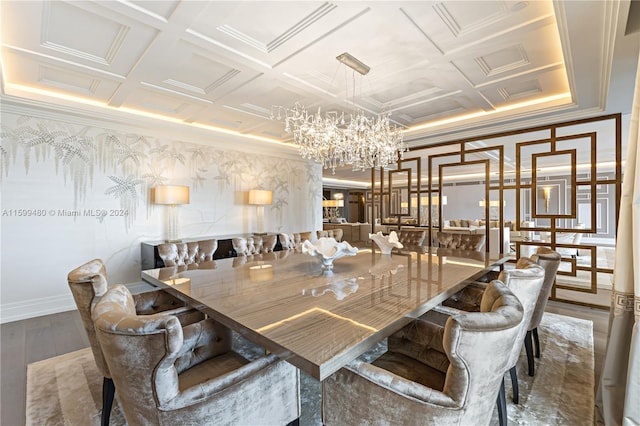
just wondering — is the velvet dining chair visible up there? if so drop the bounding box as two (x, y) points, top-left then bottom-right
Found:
(93, 284), (301, 426)
(322, 280), (524, 426)
(437, 257), (545, 425)
(523, 247), (561, 376)
(67, 258), (204, 426)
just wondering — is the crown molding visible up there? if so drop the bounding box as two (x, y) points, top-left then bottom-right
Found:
(0, 94), (304, 160)
(403, 101), (600, 147)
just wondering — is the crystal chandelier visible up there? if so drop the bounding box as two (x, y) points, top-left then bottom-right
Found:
(272, 53), (406, 174)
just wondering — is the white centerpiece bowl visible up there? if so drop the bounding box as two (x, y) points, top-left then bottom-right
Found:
(301, 237), (358, 271)
(369, 231), (404, 254)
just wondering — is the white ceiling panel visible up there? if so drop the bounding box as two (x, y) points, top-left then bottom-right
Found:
(124, 86), (208, 117)
(187, 1), (368, 67)
(1, 0), (636, 187)
(1, 48), (122, 100)
(451, 23), (566, 87)
(129, 1), (180, 21)
(480, 68), (569, 106)
(43, 1), (127, 66)
(157, 49), (242, 97)
(401, 97), (470, 122)
(402, 1), (555, 54)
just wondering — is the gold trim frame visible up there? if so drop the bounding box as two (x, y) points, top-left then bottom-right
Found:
(371, 113), (622, 309)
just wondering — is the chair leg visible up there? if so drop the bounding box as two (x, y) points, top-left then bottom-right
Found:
(533, 327), (541, 358)
(524, 330), (535, 376)
(102, 377), (115, 426)
(497, 377), (507, 426)
(510, 366), (519, 404)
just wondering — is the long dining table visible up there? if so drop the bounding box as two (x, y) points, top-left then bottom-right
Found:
(141, 244), (508, 381)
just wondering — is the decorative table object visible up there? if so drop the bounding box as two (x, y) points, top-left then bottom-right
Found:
(369, 254), (404, 278)
(369, 231), (403, 254)
(303, 278), (359, 300)
(301, 237), (358, 271)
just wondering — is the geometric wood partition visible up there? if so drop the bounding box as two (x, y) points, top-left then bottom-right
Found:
(371, 113), (622, 309)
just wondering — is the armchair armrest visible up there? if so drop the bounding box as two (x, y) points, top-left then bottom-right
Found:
(133, 289), (186, 314)
(433, 304), (464, 317)
(344, 359), (458, 408)
(164, 353), (282, 410)
(133, 289), (204, 326)
(441, 282), (486, 312)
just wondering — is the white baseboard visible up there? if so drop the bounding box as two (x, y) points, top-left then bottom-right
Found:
(0, 294), (76, 324)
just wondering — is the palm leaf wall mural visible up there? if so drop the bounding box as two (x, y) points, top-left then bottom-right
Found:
(2, 113), (322, 235)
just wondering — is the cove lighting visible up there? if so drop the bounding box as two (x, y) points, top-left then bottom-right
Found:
(7, 83), (291, 147)
(407, 93), (573, 133)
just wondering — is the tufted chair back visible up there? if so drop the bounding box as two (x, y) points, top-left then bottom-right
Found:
(252, 236), (264, 254)
(158, 239), (218, 266)
(298, 231), (313, 242)
(67, 258), (110, 378)
(529, 247), (561, 331)
(232, 237), (249, 256)
(317, 229), (344, 242)
(93, 285), (301, 426)
(262, 235), (278, 253)
(195, 239), (217, 262)
(497, 257), (545, 369)
(278, 233), (294, 249)
(396, 229), (427, 246)
(158, 242), (188, 266)
(278, 232), (312, 248)
(93, 285), (232, 423)
(437, 232), (486, 251)
(441, 281), (524, 420)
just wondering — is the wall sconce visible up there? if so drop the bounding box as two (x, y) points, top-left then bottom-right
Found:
(248, 189), (272, 235)
(543, 187), (552, 212)
(154, 185), (190, 242)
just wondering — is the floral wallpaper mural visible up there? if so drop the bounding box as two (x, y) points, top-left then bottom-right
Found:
(0, 111), (322, 322)
(1, 114), (322, 232)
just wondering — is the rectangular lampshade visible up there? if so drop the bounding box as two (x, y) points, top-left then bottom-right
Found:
(322, 199), (343, 207)
(154, 185), (190, 205)
(248, 189), (272, 205)
(479, 200), (504, 207)
(431, 195), (447, 205)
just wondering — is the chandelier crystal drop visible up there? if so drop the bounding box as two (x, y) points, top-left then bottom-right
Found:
(272, 54), (406, 174)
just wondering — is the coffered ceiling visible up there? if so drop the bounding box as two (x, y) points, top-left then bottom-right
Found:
(1, 1), (638, 186)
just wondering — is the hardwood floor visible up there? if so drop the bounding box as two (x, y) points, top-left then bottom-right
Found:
(0, 303), (610, 426)
(1, 310), (90, 426)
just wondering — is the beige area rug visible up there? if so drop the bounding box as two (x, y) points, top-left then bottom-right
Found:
(26, 312), (593, 426)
